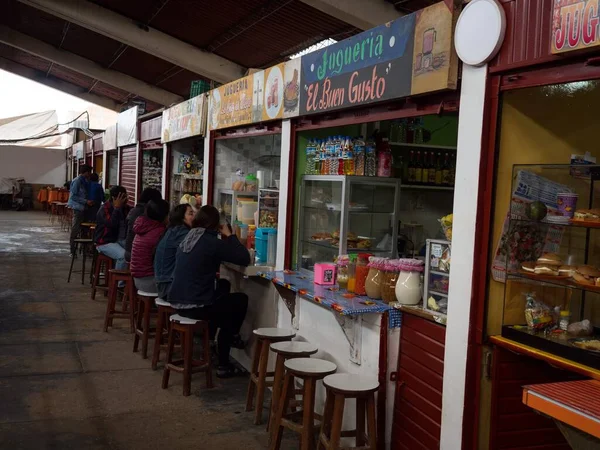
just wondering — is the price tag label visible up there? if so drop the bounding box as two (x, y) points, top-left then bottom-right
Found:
(432, 244), (443, 258)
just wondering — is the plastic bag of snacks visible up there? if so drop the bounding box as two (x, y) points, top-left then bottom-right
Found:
(524, 292), (554, 330)
(439, 214), (453, 241)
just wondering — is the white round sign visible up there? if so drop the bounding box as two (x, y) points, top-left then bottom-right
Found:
(454, 0), (506, 66)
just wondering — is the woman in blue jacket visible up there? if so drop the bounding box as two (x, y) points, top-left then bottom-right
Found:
(154, 204), (194, 300)
(169, 205), (250, 378)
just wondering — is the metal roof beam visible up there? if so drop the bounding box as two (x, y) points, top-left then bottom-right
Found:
(298, 0), (400, 29)
(0, 56), (120, 111)
(17, 0), (246, 83)
(0, 26), (183, 107)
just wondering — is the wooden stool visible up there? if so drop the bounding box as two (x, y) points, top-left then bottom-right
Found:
(267, 341), (319, 432)
(246, 328), (296, 425)
(91, 253), (113, 299)
(67, 238), (93, 284)
(103, 269), (136, 333)
(152, 298), (176, 370)
(133, 291), (157, 359)
(270, 358), (337, 450)
(317, 374), (379, 450)
(80, 222), (96, 239)
(161, 314), (213, 396)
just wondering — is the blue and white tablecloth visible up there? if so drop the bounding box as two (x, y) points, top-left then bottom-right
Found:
(258, 270), (402, 329)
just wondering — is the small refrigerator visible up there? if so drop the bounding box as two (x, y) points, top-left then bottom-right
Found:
(423, 239), (451, 316)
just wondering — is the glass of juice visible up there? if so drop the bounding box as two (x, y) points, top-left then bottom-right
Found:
(347, 262), (356, 293)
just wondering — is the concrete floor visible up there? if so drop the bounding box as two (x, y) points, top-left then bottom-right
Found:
(0, 211), (295, 450)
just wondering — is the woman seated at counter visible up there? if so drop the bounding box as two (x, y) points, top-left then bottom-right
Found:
(130, 199), (170, 293)
(168, 205), (250, 378)
(154, 204), (194, 299)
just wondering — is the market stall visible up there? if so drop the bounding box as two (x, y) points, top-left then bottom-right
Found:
(462, 1), (600, 448)
(161, 94), (207, 208)
(103, 124), (118, 189)
(92, 133), (103, 183)
(205, 3), (460, 447)
(139, 111), (164, 196)
(117, 107), (139, 205)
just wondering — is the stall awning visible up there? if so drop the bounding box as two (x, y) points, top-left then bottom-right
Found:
(522, 380), (600, 439)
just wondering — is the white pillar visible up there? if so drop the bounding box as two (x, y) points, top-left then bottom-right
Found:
(440, 63), (488, 449)
(276, 120), (292, 270)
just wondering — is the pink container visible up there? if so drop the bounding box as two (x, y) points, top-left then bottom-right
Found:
(557, 192), (578, 218)
(314, 263), (337, 285)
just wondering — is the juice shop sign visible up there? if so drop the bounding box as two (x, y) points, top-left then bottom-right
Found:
(552, 0), (600, 53)
(300, 15), (415, 115)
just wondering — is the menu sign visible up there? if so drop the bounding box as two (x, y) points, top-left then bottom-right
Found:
(300, 2), (456, 115)
(161, 94), (207, 143)
(552, 0), (600, 54)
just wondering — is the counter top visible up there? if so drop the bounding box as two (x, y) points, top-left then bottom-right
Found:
(258, 270), (402, 328)
(395, 304), (447, 326)
(222, 263), (274, 277)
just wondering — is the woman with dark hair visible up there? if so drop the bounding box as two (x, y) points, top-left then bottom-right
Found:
(130, 199), (170, 293)
(169, 205), (250, 378)
(154, 204), (194, 299)
(125, 187), (162, 263)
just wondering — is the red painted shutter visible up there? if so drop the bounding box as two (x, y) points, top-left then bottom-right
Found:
(392, 314), (445, 450)
(119, 145), (137, 206)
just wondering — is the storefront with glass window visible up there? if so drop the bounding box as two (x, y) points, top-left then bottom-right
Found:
(459, 2), (600, 448)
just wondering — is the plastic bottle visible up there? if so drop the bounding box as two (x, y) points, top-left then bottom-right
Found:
(330, 135), (340, 175)
(321, 137), (331, 175)
(353, 136), (365, 176)
(305, 139), (316, 175)
(344, 136), (355, 175)
(337, 135), (345, 175)
(377, 138), (392, 177)
(365, 139), (377, 177)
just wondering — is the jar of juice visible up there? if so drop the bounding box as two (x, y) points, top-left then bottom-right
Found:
(347, 262), (356, 293)
(354, 253), (371, 296)
(337, 265), (349, 290)
(381, 260), (400, 303)
(365, 257), (384, 300)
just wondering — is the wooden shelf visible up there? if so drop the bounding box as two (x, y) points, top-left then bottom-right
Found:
(389, 142), (457, 150)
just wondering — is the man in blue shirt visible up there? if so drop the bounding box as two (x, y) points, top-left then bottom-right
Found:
(86, 172), (105, 222)
(67, 164), (92, 256)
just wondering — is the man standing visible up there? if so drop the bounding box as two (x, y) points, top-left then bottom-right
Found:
(94, 185), (128, 271)
(67, 164), (92, 256)
(86, 173), (105, 222)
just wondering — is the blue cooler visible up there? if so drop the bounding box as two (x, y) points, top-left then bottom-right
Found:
(255, 227), (275, 264)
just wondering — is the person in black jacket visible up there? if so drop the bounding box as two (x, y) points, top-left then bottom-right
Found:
(124, 187), (162, 262)
(94, 185), (128, 271)
(169, 205), (250, 378)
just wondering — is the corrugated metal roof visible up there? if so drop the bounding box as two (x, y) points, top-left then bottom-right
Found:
(1, 0), (426, 110)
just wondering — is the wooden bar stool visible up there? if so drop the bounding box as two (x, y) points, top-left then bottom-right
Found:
(67, 238), (94, 284)
(161, 314), (213, 397)
(103, 269), (136, 333)
(152, 298), (176, 370)
(267, 341), (319, 432)
(80, 222), (96, 239)
(133, 291), (157, 359)
(91, 253), (113, 299)
(246, 328), (296, 425)
(317, 374), (379, 450)
(270, 358), (337, 450)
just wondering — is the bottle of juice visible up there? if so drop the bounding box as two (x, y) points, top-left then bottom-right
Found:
(344, 136), (355, 175)
(365, 139), (377, 177)
(377, 138), (392, 177)
(338, 135), (345, 175)
(305, 139), (316, 175)
(353, 136), (365, 176)
(330, 136), (340, 175)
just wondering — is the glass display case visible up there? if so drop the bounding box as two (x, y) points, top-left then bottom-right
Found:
(297, 175), (401, 270)
(498, 164), (600, 369)
(258, 188), (279, 228)
(217, 189), (258, 225)
(423, 239), (451, 316)
(169, 141), (203, 207)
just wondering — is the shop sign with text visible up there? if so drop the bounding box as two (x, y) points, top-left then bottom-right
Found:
(552, 0), (600, 54)
(161, 94), (207, 143)
(300, 2), (457, 115)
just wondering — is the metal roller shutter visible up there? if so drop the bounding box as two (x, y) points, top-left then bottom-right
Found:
(119, 145), (137, 206)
